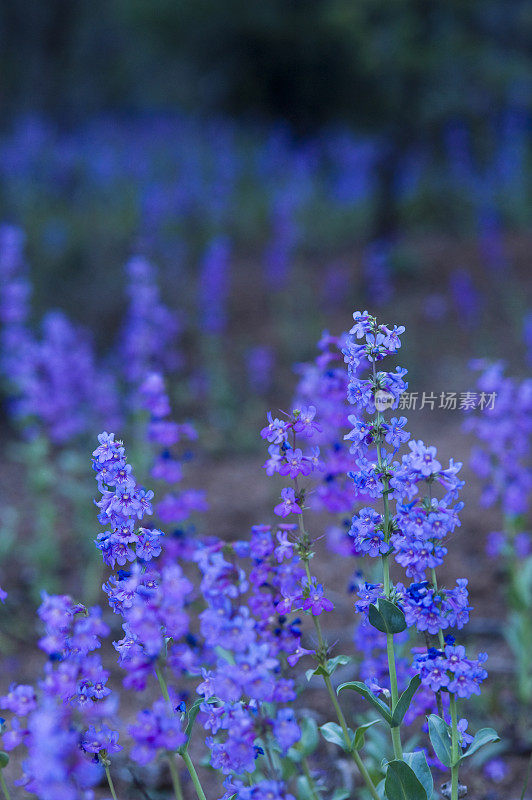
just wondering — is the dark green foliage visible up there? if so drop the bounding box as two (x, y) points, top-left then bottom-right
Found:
(337, 681), (393, 725)
(1, 0), (531, 132)
(391, 675), (421, 727)
(427, 714), (452, 767)
(385, 759), (428, 800)
(368, 598), (407, 635)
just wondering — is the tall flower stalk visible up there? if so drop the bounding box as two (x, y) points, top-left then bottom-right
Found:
(92, 431), (205, 800)
(261, 405), (383, 797)
(343, 311), (498, 800)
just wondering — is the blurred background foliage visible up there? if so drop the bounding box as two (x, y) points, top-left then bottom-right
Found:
(0, 0), (531, 362)
(3, 0), (532, 131)
(0, 0), (531, 400)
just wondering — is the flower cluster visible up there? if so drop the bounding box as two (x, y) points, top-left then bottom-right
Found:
(259, 399), (337, 631)
(139, 372), (208, 527)
(119, 255), (182, 386)
(94, 432), (192, 655)
(194, 525), (303, 780)
(402, 580), (470, 634)
(465, 359), (532, 535)
(93, 431), (159, 570)
(0, 224), (121, 442)
(293, 332), (364, 554)
(129, 697), (186, 766)
(0, 592), (117, 796)
(261, 406), (323, 509)
(93, 431), (194, 767)
(414, 638), (488, 699)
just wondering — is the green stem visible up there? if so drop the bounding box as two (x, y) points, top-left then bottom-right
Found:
(301, 757), (321, 800)
(382, 555), (401, 758)
(324, 670), (381, 800)
(352, 742), (382, 800)
(156, 661), (172, 704)
(430, 568), (446, 650)
(105, 765), (119, 800)
(296, 488), (380, 799)
(182, 750), (207, 800)
(385, 628), (402, 759)
(377, 426), (403, 760)
(301, 561), (381, 800)
(449, 694), (460, 800)
(155, 662), (184, 800)
(0, 771), (11, 800)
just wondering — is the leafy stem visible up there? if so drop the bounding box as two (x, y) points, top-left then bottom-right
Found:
(375, 405), (403, 760)
(449, 694), (460, 800)
(300, 554), (381, 800)
(0, 771), (11, 800)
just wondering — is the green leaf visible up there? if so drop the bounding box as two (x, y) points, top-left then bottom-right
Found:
(331, 791), (350, 800)
(427, 714), (452, 767)
(180, 697), (218, 753)
(337, 681), (393, 725)
(384, 759), (428, 800)
(326, 655), (352, 674)
(306, 655), (352, 682)
(403, 752), (433, 799)
(306, 664), (328, 681)
(0, 752), (8, 768)
(183, 699), (203, 743)
(319, 721), (354, 752)
(296, 775), (314, 800)
(368, 598), (407, 635)
(391, 675), (421, 727)
(298, 717), (319, 757)
(214, 645), (236, 664)
(353, 719), (382, 751)
(460, 727), (500, 761)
